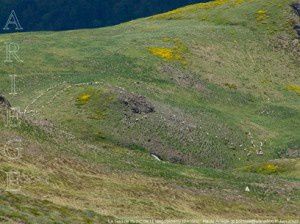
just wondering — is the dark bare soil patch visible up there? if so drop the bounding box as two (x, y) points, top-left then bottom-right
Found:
(117, 90), (155, 114)
(0, 95), (11, 108)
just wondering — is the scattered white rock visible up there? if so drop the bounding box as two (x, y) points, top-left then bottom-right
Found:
(150, 153), (161, 161)
(256, 150), (264, 155)
(245, 186), (250, 192)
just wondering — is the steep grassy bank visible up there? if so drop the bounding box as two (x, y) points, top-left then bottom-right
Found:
(0, 0), (299, 222)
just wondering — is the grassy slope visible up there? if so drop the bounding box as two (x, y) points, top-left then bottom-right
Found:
(0, 0), (299, 222)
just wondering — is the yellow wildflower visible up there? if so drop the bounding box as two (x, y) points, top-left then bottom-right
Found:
(78, 93), (91, 104)
(256, 10), (268, 22)
(287, 85), (300, 94)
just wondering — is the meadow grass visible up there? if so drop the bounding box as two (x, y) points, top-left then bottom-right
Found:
(0, 0), (299, 221)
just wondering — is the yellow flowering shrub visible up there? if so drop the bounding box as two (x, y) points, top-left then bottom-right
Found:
(256, 10), (268, 22)
(287, 84), (300, 94)
(77, 93), (91, 104)
(262, 163), (278, 173)
(248, 163), (279, 174)
(148, 47), (176, 60)
(148, 38), (188, 65)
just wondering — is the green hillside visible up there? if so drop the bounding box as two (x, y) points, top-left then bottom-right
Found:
(0, 0), (299, 223)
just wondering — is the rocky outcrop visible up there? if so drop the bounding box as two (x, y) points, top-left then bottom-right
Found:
(118, 91), (155, 114)
(0, 95), (11, 108)
(291, 2), (300, 15)
(292, 2), (300, 37)
(294, 24), (300, 37)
